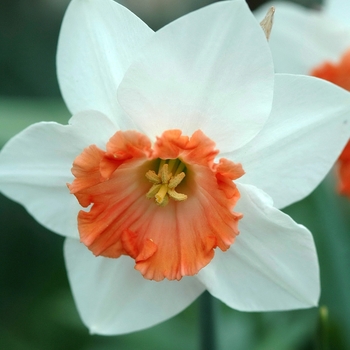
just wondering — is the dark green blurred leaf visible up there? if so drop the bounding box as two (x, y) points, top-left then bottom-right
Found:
(0, 97), (70, 146)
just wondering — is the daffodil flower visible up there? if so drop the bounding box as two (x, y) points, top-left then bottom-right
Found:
(1, 0), (350, 335)
(255, 0), (350, 196)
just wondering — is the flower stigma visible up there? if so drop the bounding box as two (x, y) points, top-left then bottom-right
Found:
(145, 159), (187, 206)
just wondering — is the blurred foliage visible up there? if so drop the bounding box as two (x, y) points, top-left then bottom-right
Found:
(284, 175), (350, 350)
(1, 0), (348, 350)
(0, 0), (67, 97)
(0, 97), (70, 144)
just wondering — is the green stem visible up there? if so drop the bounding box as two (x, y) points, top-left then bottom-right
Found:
(317, 306), (330, 350)
(199, 291), (217, 350)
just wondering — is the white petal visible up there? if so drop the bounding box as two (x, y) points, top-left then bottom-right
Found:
(325, 0), (350, 25)
(255, 1), (350, 74)
(57, 0), (153, 128)
(197, 184), (320, 311)
(0, 112), (117, 238)
(64, 238), (205, 335)
(227, 74), (350, 209)
(117, 0), (274, 151)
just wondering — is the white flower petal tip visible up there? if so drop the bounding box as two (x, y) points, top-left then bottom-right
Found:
(0, 112), (117, 238)
(117, 0), (275, 151)
(197, 184), (320, 311)
(255, 1), (350, 74)
(64, 238), (205, 335)
(230, 73), (350, 209)
(57, 0), (153, 128)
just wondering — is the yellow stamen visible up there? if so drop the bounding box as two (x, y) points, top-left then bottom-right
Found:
(155, 184), (169, 204)
(146, 184), (162, 198)
(168, 172), (185, 189)
(158, 193), (169, 207)
(145, 170), (161, 184)
(168, 188), (187, 201)
(145, 159), (187, 206)
(160, 164), (171, 184)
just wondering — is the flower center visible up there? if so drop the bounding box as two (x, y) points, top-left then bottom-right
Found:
(145, 159), (187, 206)
(68, 129), (245, 281)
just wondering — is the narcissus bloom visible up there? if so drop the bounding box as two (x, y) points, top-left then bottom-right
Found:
(1, 0), (350, 335)
(255, 0), (350, 196)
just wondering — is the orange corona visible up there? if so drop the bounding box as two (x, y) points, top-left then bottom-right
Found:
(68, 129), (244, 281)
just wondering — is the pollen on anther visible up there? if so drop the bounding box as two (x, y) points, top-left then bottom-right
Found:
(145, 159), (187, 206)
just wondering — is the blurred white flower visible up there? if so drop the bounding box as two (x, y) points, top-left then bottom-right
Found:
(325, 0), (350, 24)
(255, 0), (350, 196)
(255, 0), (350, 74)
